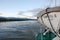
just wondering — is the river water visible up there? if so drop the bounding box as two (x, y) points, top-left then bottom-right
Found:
(0, 21), (45, 40)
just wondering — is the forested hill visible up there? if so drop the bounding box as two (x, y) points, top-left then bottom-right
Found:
(0, 17), (36, 22)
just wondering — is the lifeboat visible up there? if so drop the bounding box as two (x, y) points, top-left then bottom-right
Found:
(37, 7), (60, 40)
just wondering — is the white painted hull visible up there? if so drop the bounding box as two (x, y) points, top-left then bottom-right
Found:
(37, 7), (60, 40)
(41, 12), (60, 34)
(53, 36), (60, 40)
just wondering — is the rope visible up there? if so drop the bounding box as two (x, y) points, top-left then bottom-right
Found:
(40, 8), (60, 38)
(46, 8), (60, 38)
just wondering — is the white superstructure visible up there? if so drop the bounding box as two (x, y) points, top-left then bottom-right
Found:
(37, 7), (60, 40)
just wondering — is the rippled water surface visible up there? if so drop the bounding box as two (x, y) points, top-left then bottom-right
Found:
(0, 21), (44, 40)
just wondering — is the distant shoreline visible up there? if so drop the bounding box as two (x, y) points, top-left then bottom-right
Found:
(0, 17), (37, 22)
(0, 19), (37, 22)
